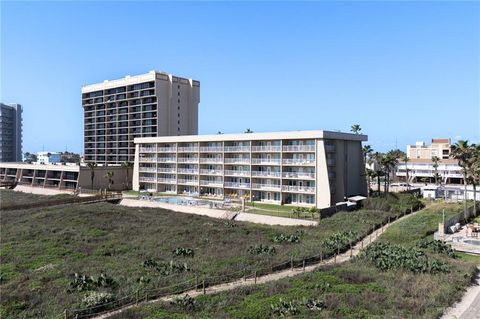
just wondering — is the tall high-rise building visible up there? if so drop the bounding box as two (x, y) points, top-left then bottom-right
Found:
(82, 70), (200, 164)
(0, 103), (22, 162)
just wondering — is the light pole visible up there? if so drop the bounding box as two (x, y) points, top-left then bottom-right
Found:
(252, 194), (255, 208)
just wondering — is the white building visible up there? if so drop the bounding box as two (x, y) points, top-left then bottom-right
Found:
(132, 130), (368, 209)
(37, 152), (61, 165)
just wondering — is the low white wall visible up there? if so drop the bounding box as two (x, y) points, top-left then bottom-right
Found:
(13, 185), (74, 196)
(235, 212), (318, 226)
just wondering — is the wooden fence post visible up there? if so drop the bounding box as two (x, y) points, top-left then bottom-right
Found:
(361, 238), (364, 249)
(350, 241), (353, 257)
(290, 256), (293, 271)
(302, 258), (305, 272)
(202, 280), (206, 294)
(64, 309), (67, 319)
(195, 275), (198, 292)
(254, 270), (257, 284)
(320, 250), (323, 263)
(243, 267), (246, 281)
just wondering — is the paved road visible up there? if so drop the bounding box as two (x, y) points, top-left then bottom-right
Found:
(442, 268), (480, 319)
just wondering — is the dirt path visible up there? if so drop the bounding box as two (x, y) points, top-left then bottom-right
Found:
(441, 267), (480, 319)
(93, 210), (419, 319)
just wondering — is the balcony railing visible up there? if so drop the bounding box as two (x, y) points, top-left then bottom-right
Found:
(282, 172), (316, 179)
(200, 158), (223, 163)
(158, 168), (176, 173)
(139, 176), (156, 182)
(177, 147), (199, 153)
(282, 159), (316, 166)
(139, 167), (156, 172)
(224, 158), (250, 164)
(157, 158), (176, 163)
(178, 158), (199, 163)
(224, 170), (250, 177)
(251, 158), (281, 165)
(200, 146), (223, 152)
(252, 183), (281, 191)
(140, 147), (156, 153)
(139, 157), (156, 163)
(224, 182), (250, 189)
(251, 146), (281, 152)
(158, 178), (176, 184)
(282, 185), (315, 193)
(251, 171), (282, 178)
(177, 179), (198, 185)
(200, 169), (223, 175)
(224, 146), (251, 152)
(177, 169), (199, 174)
(158, 147), (177, 153)
(283, 145), (315, 152)
(199, 180), (223, 186)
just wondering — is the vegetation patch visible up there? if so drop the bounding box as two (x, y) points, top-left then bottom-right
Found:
(248, 245), (277, 256)
(172, 248), (194, 258)
(417, 239), (457, 258)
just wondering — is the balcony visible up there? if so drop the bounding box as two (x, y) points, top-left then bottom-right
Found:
(224, 158), (250, 164)
(200, 158), (223, 163)
(251, 146), (281, 152)
(158, 178), (176, 184)
(252, 183), (281, 191)
(139, 157), (157, 163)
(283, 145), (315, 152)
(224, 146), (250, 152)
(139, 176), (156, 182)
(200, 146), (223, 152)
(282, 185), (315, 193)
(224, 182), (250, 189)
(325, 145), (336, 152)
(158, 168), (176, 173)
(139, 167), (156, 173)
(177, 168), (198, 174)
(157, 157), (176, 163)
(282, 159), (316, 166)
(140, 147), (156, 153)
(158, 147), (177, 153)
(251, 171), (282, 178)
(177, 179), (198, 185)
(251, 158), (281, 165)
(199, 180), (223, 187)
(178, 147), (198, 153)
(224, 170), (250, 177)
(282, 172), (315, 179)
(178, 158), (199, 163)
(200, 169), (223, 176)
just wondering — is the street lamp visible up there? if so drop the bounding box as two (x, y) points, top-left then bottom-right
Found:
(252, 194), (255, 207)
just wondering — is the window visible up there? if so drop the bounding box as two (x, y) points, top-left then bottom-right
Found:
(178, 120), (180, 124)
(178, 113), (180, 117)
(178, 99), (180, 103)
(178, 127), (180, 132)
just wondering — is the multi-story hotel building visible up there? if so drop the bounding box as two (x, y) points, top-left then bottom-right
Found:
(132, 130), (367, 208)
(397, 138), (464, 184)
(0, 103), (22, 162)
(82, 70), (200, 165)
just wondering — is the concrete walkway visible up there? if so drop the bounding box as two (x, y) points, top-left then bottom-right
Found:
(93, 208), (419, 319)
(441, 267), (480, 319)
(14, 185), (74, 196)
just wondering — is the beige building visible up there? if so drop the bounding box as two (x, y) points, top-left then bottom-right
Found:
(0, 163), (131, 191)
(132, 130), (367, 208)
(407, 138), (451, 160)
(82, 70), (200, 165)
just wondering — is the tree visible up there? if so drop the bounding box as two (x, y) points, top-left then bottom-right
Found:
(466, 144), (480, 217)
(121, 161), (133, 190)
(87, 162), (97, 190)
(362, 145), (374, 195)
(450, 140), (474, 220)
(402, 155), (410, 190)
(217, 131), (224, 134)
(244, 128), (253, 133)
(431, 156), (441, 185)
(350, 124), (361, 134)
(104, 171), (114, 191)
(372, 152), (385, 194)
(362, 145), (373, 166)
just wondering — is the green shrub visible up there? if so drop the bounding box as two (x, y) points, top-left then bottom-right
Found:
(270, 298), (300, 317)
(248, 244), (277, 256)
(170, 294), (196, 311)
(417, 239), (457, 258)
(142, 259), (190, 275)
(273, 232), (301, 243)
(322, 231), (357, 252)
(68, 273), (117, 292)
(361, 243), (450, 274)
(172, 247), (194, 258)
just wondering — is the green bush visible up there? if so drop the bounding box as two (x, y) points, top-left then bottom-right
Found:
(170, 294), (196, 311)
(363, 193), (423, 214)
(248, 244), (277, 256)
(82, 291), (115, 308)
(270, 298), (300, 317)
(322, 231), (357, 252)
(273, 232), (301, 243)
(172, 247), (194, 258)
(361, 243), (450, 274)
(68, 273), (117, 292)
(417, 239), (457, 258)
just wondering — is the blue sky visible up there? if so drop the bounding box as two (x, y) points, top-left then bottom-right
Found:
(1, 1), (479, 154)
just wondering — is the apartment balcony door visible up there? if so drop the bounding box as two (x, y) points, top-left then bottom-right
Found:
(267, 192), (271, 200)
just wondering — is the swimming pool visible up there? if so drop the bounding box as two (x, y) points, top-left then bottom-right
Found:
(463, 240), (480, 246)
(156, 196), (213, 207)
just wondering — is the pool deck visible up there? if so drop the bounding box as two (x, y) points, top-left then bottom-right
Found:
(119, 198), (317, 227)
(443, 226), (480, 255)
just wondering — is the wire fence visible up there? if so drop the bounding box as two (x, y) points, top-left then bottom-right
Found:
(63, 207), (415, 319)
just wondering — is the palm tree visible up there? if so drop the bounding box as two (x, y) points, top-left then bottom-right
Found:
(467, 145), (480, 216)
(104, 171), (114, 191)
(372, 152), (385, 194)
(244, 128), (253, 133)
(350, 124), (361, 134)
(121, 161), (133, 190)
(402, 155), (410, 190)
(450, 140), (474, 220)
(431, 156), (441, 185)
(217, 131), (224, 134)
(87, 162), (97, 190)
(362, 145), (373, 166)
(362, 145), (373, 195)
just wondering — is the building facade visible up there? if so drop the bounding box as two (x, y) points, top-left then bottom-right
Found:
(0, 162), (131, 191)
(397, 138), (464, 184)
(0, 103), (22, 162)
(37, 152), (61, 165)
(132, 130), (368, 208)
(82, 70), (200, 165)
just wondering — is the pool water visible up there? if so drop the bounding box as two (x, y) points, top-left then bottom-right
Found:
(463, 240), (480, 246)
(156, 196), (212, 207)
